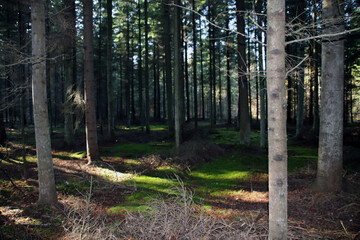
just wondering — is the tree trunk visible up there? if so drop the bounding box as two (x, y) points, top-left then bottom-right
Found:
(237, 0), (251, 145)
(144, 0), (150, 134)
(174, 0), (183, 151)
(64, 0), (75, 146)
(84, 0), (99, 164)
(138, 0), (144, 130)
(192, 0), (198, 128)
(267, 0), (287, 238)
(226, 11), (231, 126)
(200, 30), (205, 120)
(107, 0), (114, 138)
(163, 0), (174, 134)
(296, 46), (305, 139)
(31, 0), (57, 205)
(314, 0), (344, 192)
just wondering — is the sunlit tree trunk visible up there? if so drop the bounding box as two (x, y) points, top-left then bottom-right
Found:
(314, 0), (344, 192)
(31, 0), (57, 205)
(236, 0), (251, 145)
(267, 0), (287, 238)
(84, 0), (99, 164)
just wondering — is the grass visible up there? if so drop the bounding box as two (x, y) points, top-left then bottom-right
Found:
(101, 142), (172, 158)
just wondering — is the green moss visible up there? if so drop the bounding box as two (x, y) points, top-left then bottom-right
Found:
(101, 142), (172, 158)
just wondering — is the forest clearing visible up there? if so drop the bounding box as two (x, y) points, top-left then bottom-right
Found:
(1, 0), (360, 239)
(0, 123), (359, 239)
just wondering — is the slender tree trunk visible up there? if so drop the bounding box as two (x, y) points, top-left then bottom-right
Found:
(226, 11), (231, 125)
(237, 0), (251, 145)
(174, 0), (183, 151)
(200, 31), (205, 120)
(125, 17), (131, 127)
(192, 0), (198, 128)
(138, 1), (144, 129)
(314, 0), (344, 192)
(267, 0), (287, 238)
(163, 0), (174, 134)
(144, 0), (150, 133)
(31, 0), (57, 205)
(64, 0), (75, 146)
(185, 33), (190, 122)
(259, 19), (266, 148)
(296, 46), (305, 139)
(218, 45), (223, 121)
(107, 0), (114, 138)
(84, 0), (99, 164)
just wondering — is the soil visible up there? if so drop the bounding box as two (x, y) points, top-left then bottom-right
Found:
(0, 126), (359, 239)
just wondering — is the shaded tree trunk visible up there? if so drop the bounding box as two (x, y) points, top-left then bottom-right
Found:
(192, 0), (198, 128)
(163, 0), (174, 134)
(138, 1), (144, 129)
(267, 0), (287, 238)
(144, 0), (150, 133)
(226, 10), (231, 125)
(107, 0), (114, 138)
(31, 0), (57, 205)
(314, 0), (344, 192)
(84, 0), (99, 164)
(237, 0), (251, 145)
(174, 0), (183, 151)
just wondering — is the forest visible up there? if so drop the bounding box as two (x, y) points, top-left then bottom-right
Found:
(0, 0), (360, 239)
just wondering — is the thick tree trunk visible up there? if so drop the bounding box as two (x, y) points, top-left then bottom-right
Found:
(84, 0), (99, 164)
(31, 0), (57, 205)
(237, 0), (251, 145)
(314, 0), (344, 192)
(267, 0), (287, 238)
(107, 0), (114, 138)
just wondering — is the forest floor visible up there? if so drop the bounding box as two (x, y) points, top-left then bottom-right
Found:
(0, 122), (360, 239)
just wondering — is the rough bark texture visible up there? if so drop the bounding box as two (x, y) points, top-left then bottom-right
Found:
(314, 0), (344, 192)
(267, 0), (287, 238)
(84, 0), (99, 164)
(31, 0), (57, 205)
(236, 0), (251, 145)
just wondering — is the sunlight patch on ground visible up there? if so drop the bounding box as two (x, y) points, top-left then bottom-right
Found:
(87, 166), (133, 183)
(0, 207), (42, 225)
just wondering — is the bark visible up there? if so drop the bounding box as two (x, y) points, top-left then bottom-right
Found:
(138, 1), (144, 129)
(226, 11), (231, 125)
(314, 0), (344, 192)
(192, 0), (198, 128)
(163, 0), (174, 134)
(31, 0), (57, 205)
(185, 33), (190, 122)
(107, 0), (114, 138)
(64, 0), (75, 146)
(296, 47), (305, 139)
(174, 0), (183, 151)
(200, 32), (205, 120)
(144, 0), (150, 134)
(84, 0), (99, 164)
(237, 0), (251, 145)
(267, 0), (287, 238)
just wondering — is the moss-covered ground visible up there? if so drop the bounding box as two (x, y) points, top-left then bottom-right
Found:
(1, 124), (359, 239)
